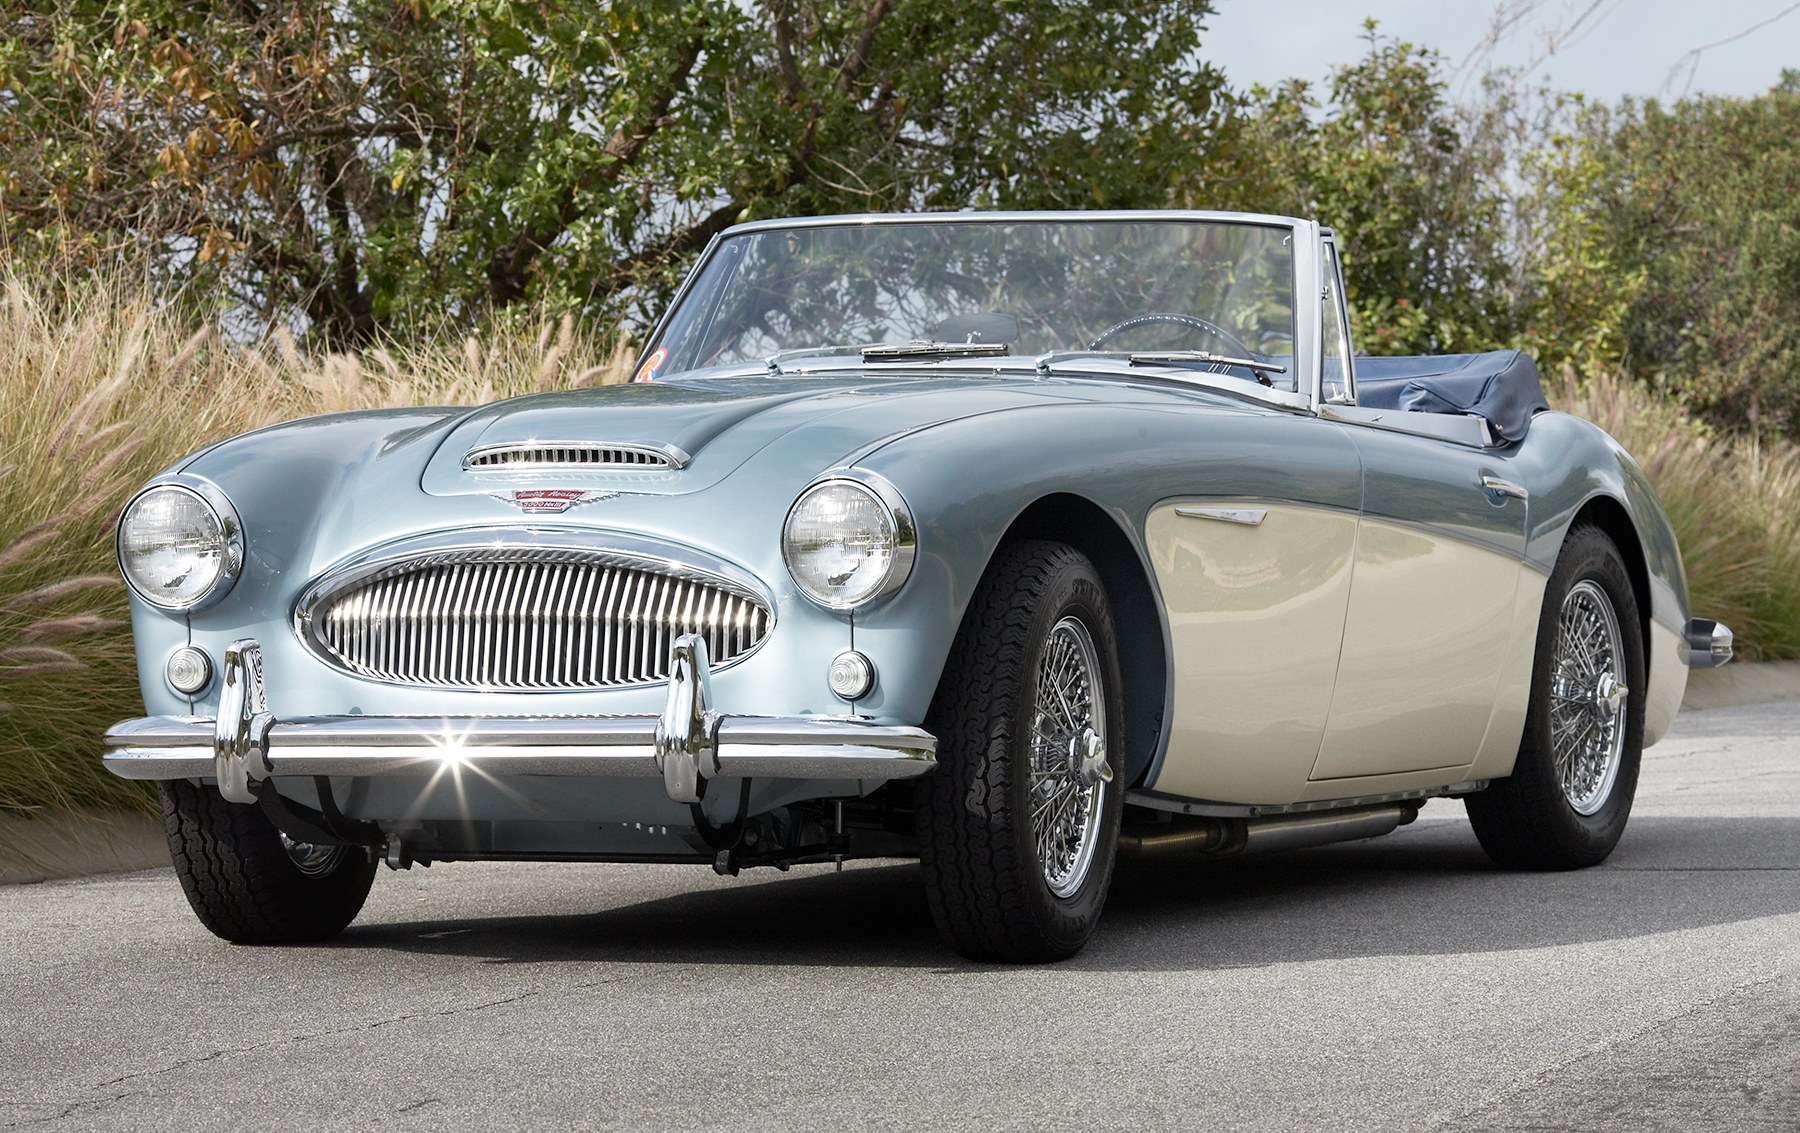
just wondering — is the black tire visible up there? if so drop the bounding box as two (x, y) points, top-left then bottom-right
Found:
(159, 779), (377, 943)
(1466, 524), (1646, 869)
(916, 540), (1126, 962)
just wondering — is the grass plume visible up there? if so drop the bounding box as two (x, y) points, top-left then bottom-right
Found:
(1548, 369), (1800, 661)
(2, 262), (1798, 826)
(0, 264), (630, 817)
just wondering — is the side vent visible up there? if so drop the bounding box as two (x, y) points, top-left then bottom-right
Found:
(464, 442), (688, 471)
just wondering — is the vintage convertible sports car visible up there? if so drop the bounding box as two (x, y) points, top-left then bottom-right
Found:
(105, 210), (1733, 962)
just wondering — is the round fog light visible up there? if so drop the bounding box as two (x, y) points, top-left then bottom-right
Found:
(828, 650), (875, 701)
(166, 646), (212, 695)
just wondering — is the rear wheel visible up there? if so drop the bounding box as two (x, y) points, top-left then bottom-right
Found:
(1466, 525), (1645, 868)
(160, 779), (377, 943)
(916, 540), (1126, 962)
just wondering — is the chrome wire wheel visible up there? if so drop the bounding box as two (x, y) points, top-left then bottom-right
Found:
(279, 832), (347, 878)
(1029, 615), (1111, 898)
(1549, 579), (1629, 816)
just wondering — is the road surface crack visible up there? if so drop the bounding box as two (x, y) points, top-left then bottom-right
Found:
(2, 981), (616, 1128)
(1427, 970), (1791, 1130)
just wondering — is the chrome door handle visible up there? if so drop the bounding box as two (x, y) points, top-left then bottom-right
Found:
(1478, 475), (1528, 501)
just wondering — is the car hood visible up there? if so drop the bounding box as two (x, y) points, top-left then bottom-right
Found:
(418, 371), (1164, 498)
(175, 368), (1255, 598)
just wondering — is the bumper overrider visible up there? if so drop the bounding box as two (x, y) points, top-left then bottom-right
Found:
(104, 636), (938, 806)
(1683, 618), (1734, 669)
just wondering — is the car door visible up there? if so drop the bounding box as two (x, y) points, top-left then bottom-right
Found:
(1307, 241), (1532, 781)
(1312, 426), (1531, 779)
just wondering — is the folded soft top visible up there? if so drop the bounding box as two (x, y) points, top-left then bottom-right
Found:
(1354, 350), (1549, 444)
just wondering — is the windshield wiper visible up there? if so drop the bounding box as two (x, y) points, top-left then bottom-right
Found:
(1127, 351), (1287, 386)
(766, 340), (1009, 373)
(1034, 349), (1288, 386)
(861, 340), (1009, 361)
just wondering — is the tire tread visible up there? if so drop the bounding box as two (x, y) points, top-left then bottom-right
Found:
(160, 779), (376, 943)
(1466, 523), (1645, 870)
(916, 540), (1122, 962)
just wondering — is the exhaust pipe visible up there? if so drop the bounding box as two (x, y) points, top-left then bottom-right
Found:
(1119, 803), (1415, 859)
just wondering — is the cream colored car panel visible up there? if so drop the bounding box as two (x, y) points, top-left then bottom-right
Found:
(1294, 763), (1477, 802)
(1643, 620), (1688, 747)
(1467, 566), (1549, 780)
(1310, 518), (1524, 779)
(1143, 500), (1357, 804)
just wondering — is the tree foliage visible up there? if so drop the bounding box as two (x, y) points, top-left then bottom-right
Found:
(7, 3), (1799, 440)
(0, 0), (1227, 342)
(1186, 27), (1800, 442)
(1579, 89), (1800, 437)
(1186, 27), (1517, 357)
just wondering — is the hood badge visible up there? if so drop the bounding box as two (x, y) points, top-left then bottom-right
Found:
(489, 489), (620, 515)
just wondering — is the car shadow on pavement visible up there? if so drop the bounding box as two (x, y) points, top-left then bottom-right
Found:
(335, 814), (1800, 972)
(343, 859), (949, 967)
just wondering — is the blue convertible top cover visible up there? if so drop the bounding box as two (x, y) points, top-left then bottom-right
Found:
(1354, 350), (1550, 444)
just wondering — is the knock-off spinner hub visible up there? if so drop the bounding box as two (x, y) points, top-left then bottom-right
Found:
(1072, 728), (1111, 788)
(1594, 670), (1628, 721)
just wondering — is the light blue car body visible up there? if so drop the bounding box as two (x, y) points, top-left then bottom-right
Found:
(111, 211), (1706, 855)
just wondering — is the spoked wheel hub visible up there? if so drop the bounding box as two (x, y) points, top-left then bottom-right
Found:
(1548, 579), (1630, 816)
(1029, 616), (1112, 899)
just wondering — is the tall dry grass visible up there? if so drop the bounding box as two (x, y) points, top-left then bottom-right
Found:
(0, 265), (630, 816)
(1548, 369), (1800, 661)
(4, 263), (1799, 823)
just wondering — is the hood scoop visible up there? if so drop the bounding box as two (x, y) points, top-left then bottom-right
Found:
(463, 440), (690, 472)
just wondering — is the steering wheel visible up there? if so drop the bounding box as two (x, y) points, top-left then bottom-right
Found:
(1087, 312), (1257, 359)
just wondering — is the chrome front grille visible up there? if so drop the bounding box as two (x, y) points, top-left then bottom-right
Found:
(463, 442), (686, 471)
(299, 540), (771, 691)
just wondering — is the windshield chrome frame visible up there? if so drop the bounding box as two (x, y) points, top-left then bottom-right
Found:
(636, 210), (1324, 413)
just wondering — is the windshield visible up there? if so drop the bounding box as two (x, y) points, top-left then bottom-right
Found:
(650, 218), (1298, 391)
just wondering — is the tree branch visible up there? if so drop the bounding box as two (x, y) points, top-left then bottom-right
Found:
(315, 145), (375, 342)
(836, 0), (890, 95)
(485, 37), (705, 306)
(603, 200), (743, 290)
(764, 0), (805, 106)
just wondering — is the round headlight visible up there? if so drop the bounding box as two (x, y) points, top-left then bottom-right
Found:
(117, 480), (243, 611)
(782, 476), (916, 610)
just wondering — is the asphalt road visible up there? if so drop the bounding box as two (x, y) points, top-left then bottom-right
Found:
(3, 700), (1797, 1132)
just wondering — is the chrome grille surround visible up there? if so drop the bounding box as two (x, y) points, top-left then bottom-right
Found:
(294, 529), (772, 691)
(463, 441), (689, 471)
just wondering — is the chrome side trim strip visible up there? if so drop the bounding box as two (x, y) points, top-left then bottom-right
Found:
(1174, 506), (1268, 527)
(1126, 780), (1490, 819)
(1320, 402), (1498, 449)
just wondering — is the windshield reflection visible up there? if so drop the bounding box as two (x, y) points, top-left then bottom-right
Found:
(653, 218), (1298, 392)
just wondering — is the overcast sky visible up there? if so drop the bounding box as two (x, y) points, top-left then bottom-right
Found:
(1203, 0), (1800, 103)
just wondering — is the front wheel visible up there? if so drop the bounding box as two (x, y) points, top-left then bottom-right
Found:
(1466, 524), (1646, 869)
(916, 540), (1126, 962)
(160, 779), (377, 943)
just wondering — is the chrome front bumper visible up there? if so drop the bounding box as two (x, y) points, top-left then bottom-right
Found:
(104, 636), (937, 806)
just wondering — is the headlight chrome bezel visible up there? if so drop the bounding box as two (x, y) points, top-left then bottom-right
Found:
(781, 472), (918, 612)
(116, 475), (245, 613)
